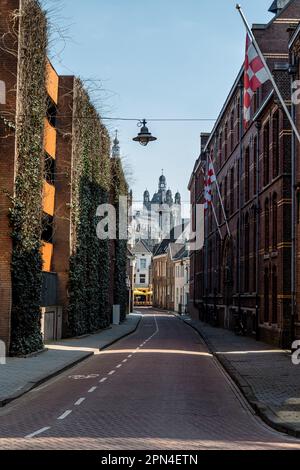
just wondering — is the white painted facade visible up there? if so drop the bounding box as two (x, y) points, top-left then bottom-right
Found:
(132, 240), (153, 288)
(174, 257), (190, 314)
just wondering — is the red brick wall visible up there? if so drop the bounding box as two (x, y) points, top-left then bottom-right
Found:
(0, 0), (20, 350)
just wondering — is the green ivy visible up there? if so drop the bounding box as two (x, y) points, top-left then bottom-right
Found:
(9, 0), (47, 356)
(67, 81), (111, 336)
(111, 157), (129, 322)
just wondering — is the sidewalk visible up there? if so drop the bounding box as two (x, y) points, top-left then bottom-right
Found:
(0, 313), (141, 407)
(179, 314), (300, 437)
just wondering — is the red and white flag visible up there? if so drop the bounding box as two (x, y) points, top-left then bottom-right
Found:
(244, 33), (269, 127)
(204, 177), (212, 211)
(208, 162), (216, 184)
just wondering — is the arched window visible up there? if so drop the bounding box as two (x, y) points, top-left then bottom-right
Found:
(264, 268), (269, 323)
(272, 110), (280, 178)
(224, 174), (228, 214)
(244, 212), (250, 292)
(237, 98), (241, 141)
(245, 146), (250, 202)
(230, 110), (234, 151)
(253, 208), (257, 292)
(236, 219), (240, 291)
(272, 193), (278, 251)
(272, 266), (278, 324)
(253, 136), (257, 195)
(230, 166), (235, 214)
(219, 131), (222, 166)
(263, 122), (270, 186)
(265, 198), (270, 253)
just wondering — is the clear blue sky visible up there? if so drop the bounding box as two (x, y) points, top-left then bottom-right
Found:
(50, 0), (273, 202)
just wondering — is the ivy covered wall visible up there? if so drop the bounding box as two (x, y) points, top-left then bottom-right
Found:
(67, 79), (112, 336)
(111, 156), (129, 322)
(10, 0), (47, 355)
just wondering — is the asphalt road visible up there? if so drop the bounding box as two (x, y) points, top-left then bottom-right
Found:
(0, 309), (299, 450)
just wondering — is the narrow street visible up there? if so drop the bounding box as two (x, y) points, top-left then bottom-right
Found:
(0, 310), (299, 450)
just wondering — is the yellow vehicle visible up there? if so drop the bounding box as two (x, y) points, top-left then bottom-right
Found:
(134, 287), (153, 306)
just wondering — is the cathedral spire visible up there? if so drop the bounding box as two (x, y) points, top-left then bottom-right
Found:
(112, 130), (120, 158)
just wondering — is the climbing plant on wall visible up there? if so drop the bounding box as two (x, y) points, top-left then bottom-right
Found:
(111, 156), (129, 322)
(9, 0), (47, 356)
(68, 79), (111, 336)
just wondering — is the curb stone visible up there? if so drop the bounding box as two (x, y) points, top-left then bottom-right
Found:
(0, 315), (142, 408)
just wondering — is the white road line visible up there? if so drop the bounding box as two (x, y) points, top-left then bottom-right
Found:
(116, 364), (122, 368)
(57, 410), (72, 420)
(75, 398), (86, 406)
(128, 355), (132, 358)
(122, 359), (127, 363)
(25, 427), (51, 439)
(99, 377), (107, 383)
(88, 386), (97, 393)
(108, 370), (115, 375)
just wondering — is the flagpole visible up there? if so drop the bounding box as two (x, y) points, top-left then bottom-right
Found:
(208, 152), (231, 237)
(236, 4), (300, 145)
(200, 166), (223, 240)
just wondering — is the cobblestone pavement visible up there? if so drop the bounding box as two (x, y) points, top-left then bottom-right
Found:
(181, 316), (300, 436)
(0, 310), (299, 450)
(0, 314), (141, 406)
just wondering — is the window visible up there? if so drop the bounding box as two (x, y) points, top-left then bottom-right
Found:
(42, 213), (54, 244)
(230, 167), (235, 214)
(44, 153), (55, 185)
(263, 122), (270, 186)
(237, 98), (241, 141)
(218, 131), (222, 166)
(140, 259), (147, 269)
(245, 146), (250, 202)
(253, 136), (257, 195)
(219, 183), (222, 221)
(264, 268), (269, 323)
(230, 110), (234, 151)
(224, 174), (228, 214)
(224, 122), (228, 160)
(139, 274), (146, 284)
(244, 213), (250, 292)
(46, 96), (57, 128)
(272, 111), (280, 178)
(253, 209), (257, 292)
(265, 199), (270, 253)
(272, 266), (278, 324)
(272, 193), (278, 251)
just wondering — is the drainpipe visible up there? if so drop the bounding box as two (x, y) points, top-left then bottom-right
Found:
(238, 80), (244, 323)
(290, 53), (297, 347)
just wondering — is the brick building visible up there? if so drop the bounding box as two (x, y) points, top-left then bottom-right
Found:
(189, 0), (300, 348)
(152, 239), (186, 311)
(0, 0), (128, 354)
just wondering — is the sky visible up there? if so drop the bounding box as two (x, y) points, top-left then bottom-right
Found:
(49, 0), (273, 203)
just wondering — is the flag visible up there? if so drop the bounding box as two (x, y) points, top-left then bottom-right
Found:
(244, 33), (269, 127)
(204, 177), (212, 211)
(208, 162), (216, 184)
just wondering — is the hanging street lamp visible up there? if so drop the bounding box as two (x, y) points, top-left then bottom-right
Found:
(133, 119), (157, 146)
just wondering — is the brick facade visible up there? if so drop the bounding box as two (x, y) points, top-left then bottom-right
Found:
(189, 0), (300, 348)
(0, 0), (129, 351)
(0, 0), (21, 350)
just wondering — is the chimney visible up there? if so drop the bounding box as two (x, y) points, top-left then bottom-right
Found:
(269, 0), (290, 15)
